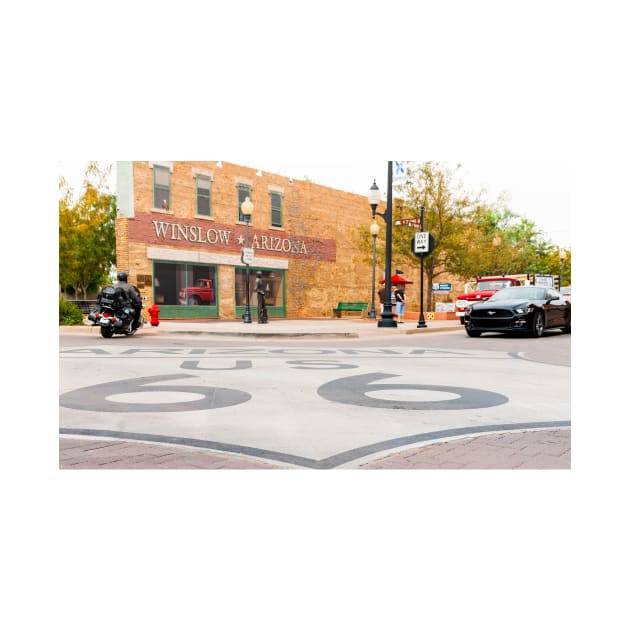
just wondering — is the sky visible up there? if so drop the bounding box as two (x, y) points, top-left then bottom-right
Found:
(59, 158), (571, 249)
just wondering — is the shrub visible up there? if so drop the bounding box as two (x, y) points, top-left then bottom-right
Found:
(59, 297), (84, 326)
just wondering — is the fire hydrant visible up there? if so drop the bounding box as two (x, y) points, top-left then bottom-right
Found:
(147, 303), (160, 326)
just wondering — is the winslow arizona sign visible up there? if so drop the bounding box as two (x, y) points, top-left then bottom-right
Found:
(127, 215), (337, 262)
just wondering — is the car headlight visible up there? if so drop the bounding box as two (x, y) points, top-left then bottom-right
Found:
(515, 306), (535, 314)
(465, 305), (473, 315)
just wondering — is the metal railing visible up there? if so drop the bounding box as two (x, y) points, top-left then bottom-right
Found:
(66, 300), (99, 314)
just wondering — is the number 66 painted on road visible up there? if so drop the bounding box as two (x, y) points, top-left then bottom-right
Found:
(61, 371), (507, 414)
(60, 374), (251, 413)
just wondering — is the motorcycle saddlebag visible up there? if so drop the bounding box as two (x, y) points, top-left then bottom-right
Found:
(98, 285), (128, 308)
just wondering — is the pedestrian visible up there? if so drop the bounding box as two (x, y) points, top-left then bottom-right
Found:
(378, 285), (386, 314)
(394, 284), (406, 323)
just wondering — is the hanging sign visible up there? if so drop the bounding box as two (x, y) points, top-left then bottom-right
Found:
(395, 218), (422, 228)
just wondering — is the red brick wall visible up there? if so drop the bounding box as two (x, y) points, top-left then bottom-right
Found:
(116, 161), (453, 318)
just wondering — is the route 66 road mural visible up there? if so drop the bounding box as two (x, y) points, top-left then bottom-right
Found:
(59, 346), (570, 469)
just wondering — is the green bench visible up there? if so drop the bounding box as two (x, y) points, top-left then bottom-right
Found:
(332, 302), (369, 318)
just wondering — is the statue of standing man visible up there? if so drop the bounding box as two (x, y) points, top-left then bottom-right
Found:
(255, 271), (268, 324)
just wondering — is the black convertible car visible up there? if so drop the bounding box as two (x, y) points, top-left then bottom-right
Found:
(464, 285), (571, 338)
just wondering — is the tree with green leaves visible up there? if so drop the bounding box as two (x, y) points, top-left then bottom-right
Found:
(537, 246), (572, 286)
(394, 162), (480, 310)
(458, 206), (555, 278)
(59, 163), (117, 299)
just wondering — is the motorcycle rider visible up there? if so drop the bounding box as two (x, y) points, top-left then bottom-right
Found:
(115, 271), (143, 330)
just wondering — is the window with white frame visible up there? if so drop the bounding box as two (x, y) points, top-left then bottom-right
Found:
(153, 165), (170, 210)
(238, 184), (252, 222)
(196, 175), (211, 217)
(270, 190), (283, 228)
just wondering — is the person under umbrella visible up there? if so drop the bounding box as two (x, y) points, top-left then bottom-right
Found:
(394, 284), (406, 323)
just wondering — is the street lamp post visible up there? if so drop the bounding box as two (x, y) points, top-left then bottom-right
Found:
(368, 220), (380, 319)
(559, 248), (566, 289)
(368, 163), (397, 328)
(417, 205), (427, 328)
(241, 196), (253, 324)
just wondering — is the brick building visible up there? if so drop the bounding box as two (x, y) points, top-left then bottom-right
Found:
(115, 161), (384, 320)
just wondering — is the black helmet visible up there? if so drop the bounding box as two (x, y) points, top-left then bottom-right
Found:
(117, 272), (128, 282)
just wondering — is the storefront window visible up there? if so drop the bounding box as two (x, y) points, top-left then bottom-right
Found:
(153, 262), (217, 306)
(235, 269), (283, 308)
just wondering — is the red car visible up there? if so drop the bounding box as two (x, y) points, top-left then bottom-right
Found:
(455, 276), (524, 324)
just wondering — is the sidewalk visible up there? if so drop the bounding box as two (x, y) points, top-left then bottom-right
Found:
(60, 315), (463, 339)
(59, 428), (570, 469)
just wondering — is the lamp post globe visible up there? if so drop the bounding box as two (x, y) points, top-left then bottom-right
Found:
(368, 180), (381, 215)
(241, 196), (253, 324)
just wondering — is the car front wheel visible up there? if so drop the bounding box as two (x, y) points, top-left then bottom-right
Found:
(530, 311), (544, 338)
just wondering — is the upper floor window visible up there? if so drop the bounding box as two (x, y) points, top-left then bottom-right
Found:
(270, 191), (283, 228)
(238, 184), (252, 222)
(196, 176), (212, 217)
(153, 165), (170, 210)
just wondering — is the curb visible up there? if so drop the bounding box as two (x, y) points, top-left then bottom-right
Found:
(59, 318), (463, 339)
(167, 330), (358, 339)
(60, 325), (460, 339)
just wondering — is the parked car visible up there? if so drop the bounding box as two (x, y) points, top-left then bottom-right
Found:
(464, 285), (571, 337)
(560, 286), (571, 303)
(455, 276), (525, 324)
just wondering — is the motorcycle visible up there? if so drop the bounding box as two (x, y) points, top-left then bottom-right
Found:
(87, 285), (143, 338)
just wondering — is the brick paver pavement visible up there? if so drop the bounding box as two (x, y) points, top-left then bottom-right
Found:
(60, 428), (570, 470)
(359, 428), (570, 469)
(59, 438), (284, 469)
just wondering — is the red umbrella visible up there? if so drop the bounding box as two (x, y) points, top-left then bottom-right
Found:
(380, 274), (413, 284)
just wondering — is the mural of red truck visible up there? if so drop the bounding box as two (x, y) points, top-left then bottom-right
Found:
(178, 278), (215, 305)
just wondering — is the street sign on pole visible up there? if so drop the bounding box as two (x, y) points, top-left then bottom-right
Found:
(241, 247), (254, 265)
(411, 233), (435, 259)
(414, 232), (430, 253)
(394, 218), (422, 228)
(534, 274), (554, 288)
